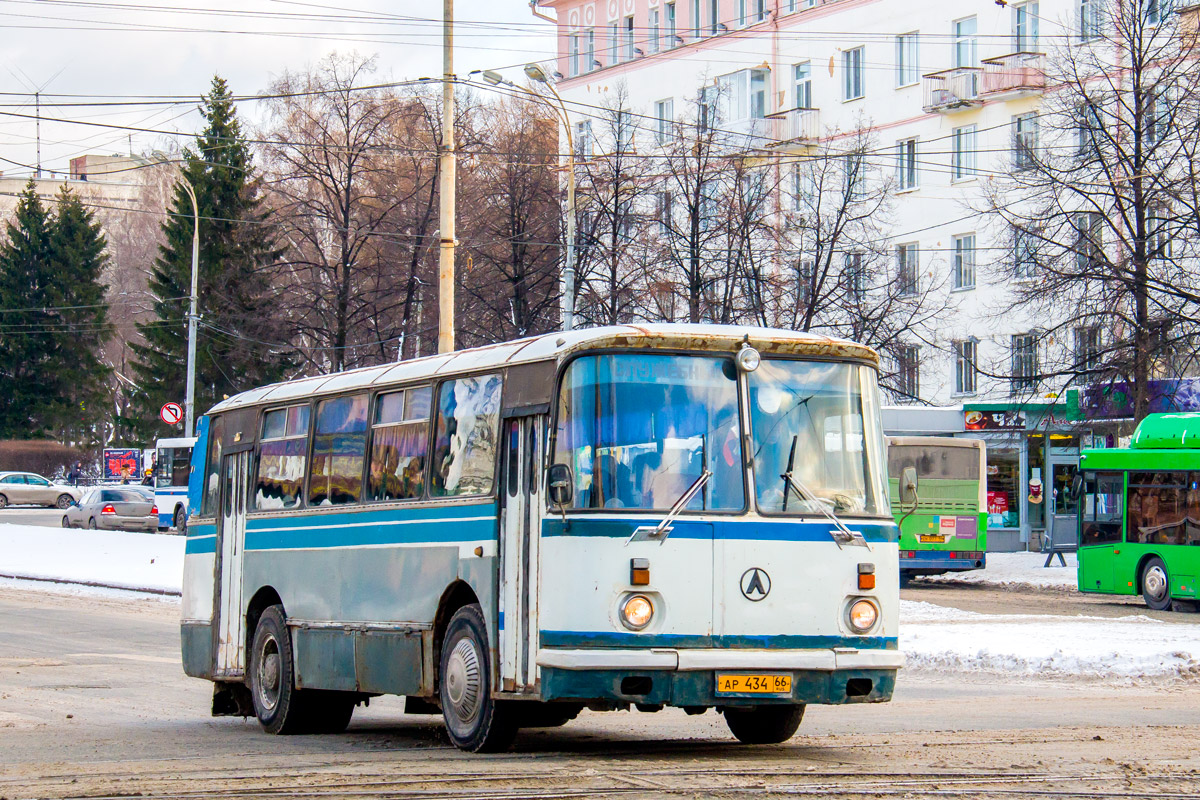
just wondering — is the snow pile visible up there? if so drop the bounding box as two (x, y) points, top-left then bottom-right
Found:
(0, 523), (183, 595)
(919, 551), (1078, 590)
(900, 600), (1200, 680)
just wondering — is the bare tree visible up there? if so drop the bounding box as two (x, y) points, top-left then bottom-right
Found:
(983, 0), (1200, 420)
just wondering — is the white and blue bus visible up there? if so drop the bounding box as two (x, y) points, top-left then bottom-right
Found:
(154, 437), (196, 530)
(181, 325), (902, 752)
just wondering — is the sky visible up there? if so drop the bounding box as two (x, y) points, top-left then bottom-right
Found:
(0, 0), (556, 179)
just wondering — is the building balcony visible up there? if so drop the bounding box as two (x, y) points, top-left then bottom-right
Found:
(981, 52), (1046, 98)
(922, 68), (983, 114)
(765, 107), (820, 146)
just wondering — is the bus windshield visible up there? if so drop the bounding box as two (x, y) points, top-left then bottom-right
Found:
(748, 360), (888, 517)
(553, 354), (744, 511)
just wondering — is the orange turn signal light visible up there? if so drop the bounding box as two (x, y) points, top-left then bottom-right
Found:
(857, 562), (876, 590)
(630, 558), (650, 586)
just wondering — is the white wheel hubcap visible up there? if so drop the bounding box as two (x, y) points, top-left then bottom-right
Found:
(445, 638), (482, 726)
(1145, 566), (1168, 600)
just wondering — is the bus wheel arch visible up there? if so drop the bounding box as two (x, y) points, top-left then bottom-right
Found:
(245, 585), (284, 655)
(433, 581), (480, 682)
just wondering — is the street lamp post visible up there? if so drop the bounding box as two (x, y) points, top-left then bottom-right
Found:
(483, 66), (576, 331)
(151, 152), (200, 438)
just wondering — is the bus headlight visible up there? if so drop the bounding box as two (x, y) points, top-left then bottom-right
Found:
(620, 594), (654, 630)
(735, 344), (761, 373)
(847, 598), (879, 634)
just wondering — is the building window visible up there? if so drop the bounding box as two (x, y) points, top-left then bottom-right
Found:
(843, 47), (864, 101)
(1013, 2), (1039, 51)
(1148, 207), (1172, 260)
(953, 233), (976, 289)
(698, 85), (718, 131)
(1143, 92), (1167, 146)
(896, 138), (918, 190)
(893, 345), (920, 401)
(656, 191), (673, 236)
(708, 0), (719, 34)
(585, 29), (595, 71)
(1010, 333), (1038, 392)
(954, 17), (978, 67)
(666, 2), (677, 44)
(844, 251), (866, 302)
(1013, 113), (1038, 170)
(1075, 326), (1100, 372)
(952, 125), (977, 180)
(1080, 0), (1101, 41)
(691, 0), (701, 38)
(718, 68), (768, 121)
(897, 243), (918, 295)
(624, 15), (635, 60)
(794, 61), (812, 108)
(1073, 211), (1103, 270)
(615, 108), (634, 152)
(576, 120), (593, 157)
(1014, 226), (1039, 279)
(655, 98), (674, 144)
(1077, 102), (1101, 160)
(1148, 0), (1172, 25)
(609, 21), (620, 63)
(797, 258), (815, 305)
(649, 9), (661, 53)
(568, 33), (580, 78)
(896, 32), (919, 86)
(954, 339), (978, 395)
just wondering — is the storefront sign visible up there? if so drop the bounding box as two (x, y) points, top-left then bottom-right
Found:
(965, 410), (1026, 430)
(987, 491), (1009, 515)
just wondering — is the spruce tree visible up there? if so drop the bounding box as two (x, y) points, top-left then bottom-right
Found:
(47, 186), (113, 445)
(130, 75), (289, 439)
(0, 181), (57, 438)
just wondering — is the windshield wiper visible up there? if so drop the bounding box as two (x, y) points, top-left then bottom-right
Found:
(781, 435), (870, 550)
(627, 469), (712, 545)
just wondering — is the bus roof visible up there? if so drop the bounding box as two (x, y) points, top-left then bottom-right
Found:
(1130, 413), (1200, 450)
(887, 436), (983, 449)
(207, 324), (879, 415)
(155, 437), (197, 448)
(1080, 413), (1200, 471)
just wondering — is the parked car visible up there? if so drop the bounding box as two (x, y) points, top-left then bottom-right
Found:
(62, 486), (158, 532)
(0, 472), (83, 509)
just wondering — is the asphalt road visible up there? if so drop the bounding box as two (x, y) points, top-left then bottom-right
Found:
(0, 507), (69, 527)
(0, 582), (1198, 799)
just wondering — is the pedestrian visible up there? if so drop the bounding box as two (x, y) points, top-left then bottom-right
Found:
(142, 467), (154, 486)
(67, 462), (83, 487)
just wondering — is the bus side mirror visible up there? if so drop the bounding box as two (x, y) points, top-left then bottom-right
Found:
(899, 466), (919, 508)
(547, 463), (574, 509)
(1070, 473), (1084, 500)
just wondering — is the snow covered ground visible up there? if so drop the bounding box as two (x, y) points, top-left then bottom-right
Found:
(901, 599), (1200, 681)
(0, 523), (183, 595)
(918, 551), (1079, 590)
(1, 523), (1196, 682)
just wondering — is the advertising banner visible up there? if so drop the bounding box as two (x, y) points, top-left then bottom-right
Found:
(102, 448), (141, 482)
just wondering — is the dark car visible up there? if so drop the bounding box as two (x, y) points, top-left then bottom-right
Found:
(62, 486), (158, 532)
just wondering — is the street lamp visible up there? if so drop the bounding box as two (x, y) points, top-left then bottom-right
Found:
(481, 65), (577, 331)
(151, 151), (200, 438)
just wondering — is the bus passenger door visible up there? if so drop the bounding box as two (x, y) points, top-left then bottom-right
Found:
(214, 450), (250, 676)
(499, 415), (543, 693)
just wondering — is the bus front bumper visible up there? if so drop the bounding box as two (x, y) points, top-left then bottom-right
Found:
(900, 551), (986, 572)
(535, 647), (902, 706)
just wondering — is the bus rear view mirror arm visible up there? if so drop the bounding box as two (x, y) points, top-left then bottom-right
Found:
(898, 466), (919, 524)
(547, 463), (573, 525)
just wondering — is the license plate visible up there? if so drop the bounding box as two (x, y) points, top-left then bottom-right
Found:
(715, 673), (792, 695)
(919, 534), (946, 543)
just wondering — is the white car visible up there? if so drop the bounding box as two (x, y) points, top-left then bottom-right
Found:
(0, 472), (84, 509)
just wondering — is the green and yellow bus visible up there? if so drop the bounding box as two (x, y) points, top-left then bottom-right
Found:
(1077, 413), (1200, 611)
(887, 437), (987, 584)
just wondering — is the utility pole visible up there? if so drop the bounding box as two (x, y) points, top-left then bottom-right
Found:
(35, 92), (41, 178)
(437, 0), (456, 353)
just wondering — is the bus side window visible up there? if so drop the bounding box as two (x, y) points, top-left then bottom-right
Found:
(431, 374), (503, 497)
(368, 387), (431, 502)
(309, 395), (370, 506)
(1082, 472), (1122, 546)
(203, 417), (224, 516)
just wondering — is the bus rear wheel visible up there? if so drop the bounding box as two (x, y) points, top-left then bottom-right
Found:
(249, 605), (355, 734)
(439, 603), (516, 752)
(723, 704), (805, 744)
(173, 506), (186, 531)
(1141, 557), (1172, 611)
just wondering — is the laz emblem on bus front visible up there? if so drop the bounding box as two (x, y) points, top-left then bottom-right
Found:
(739, 568), (771, 601)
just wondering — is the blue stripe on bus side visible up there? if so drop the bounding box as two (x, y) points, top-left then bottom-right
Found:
(540, 630), (898, 650)
(244, 503), (498, 551)
(542, 518), (898, 544)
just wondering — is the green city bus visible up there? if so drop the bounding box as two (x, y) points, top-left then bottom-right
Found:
(1077, 413), (1200, 611)
(887, 437), (987, 585)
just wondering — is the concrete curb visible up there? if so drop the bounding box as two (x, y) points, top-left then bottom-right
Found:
(0, 572), (182, 597)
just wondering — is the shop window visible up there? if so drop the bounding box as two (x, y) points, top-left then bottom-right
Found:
(255, 404), (310, 510)
(1127, 471), (1200, 545)
(309, 395), (369, 506)
(1080, 472), (1123, 545)
(431, 374), (503, 497)
(986, 448), (1020, 528)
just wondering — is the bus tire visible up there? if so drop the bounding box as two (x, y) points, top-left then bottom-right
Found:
(1141, 557), (1172, 611)
(173, 506), (186, 532)
(438, 603), (516, 752)
(249, 604), (316, 734)
(723, 704), (805, 744)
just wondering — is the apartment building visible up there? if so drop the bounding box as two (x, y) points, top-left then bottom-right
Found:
(532, 0), (1134, 550)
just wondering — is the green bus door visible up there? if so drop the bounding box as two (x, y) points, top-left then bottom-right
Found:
(1078, 473), (1124, 594)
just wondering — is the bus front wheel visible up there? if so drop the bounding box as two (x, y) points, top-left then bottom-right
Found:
(723, 704), (805, 744)
(1141, 557), (1172, 611)
(439, 604), (517, 752)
